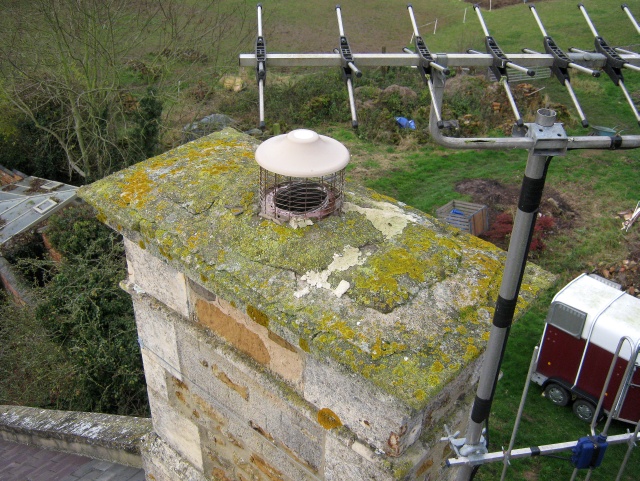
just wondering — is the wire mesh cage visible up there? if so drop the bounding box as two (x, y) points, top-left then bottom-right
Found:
(255, 129), (349, 223)
(259, 170), (345, 222)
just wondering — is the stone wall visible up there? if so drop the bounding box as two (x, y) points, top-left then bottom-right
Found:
(79, 128), (555, 480)
(124, 240), (482, 480)
(0, 405), (151, 468)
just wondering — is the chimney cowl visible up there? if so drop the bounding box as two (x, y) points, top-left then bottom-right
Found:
(255, 129), (349, 178)
(256, 129), (349, 223)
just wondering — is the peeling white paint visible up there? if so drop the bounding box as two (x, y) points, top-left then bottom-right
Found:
(334, 280), (350, 298)
(344, 201), (419, 239)
(298, 245), (365, 297)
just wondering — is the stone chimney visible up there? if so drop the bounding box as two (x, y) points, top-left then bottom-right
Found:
(79, 128), (553, 481)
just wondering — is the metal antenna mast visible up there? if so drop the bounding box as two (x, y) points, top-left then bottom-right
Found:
(255, 4), (266, 130)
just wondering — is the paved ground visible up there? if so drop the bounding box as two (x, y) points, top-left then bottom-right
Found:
(0, 439), (145, 481)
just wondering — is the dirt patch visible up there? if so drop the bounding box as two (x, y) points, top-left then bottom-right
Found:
(455, 178), (577, 231)
(25, 178), (47, 194)
(455, 178), (640, 296)
(593, 239), (640, 297)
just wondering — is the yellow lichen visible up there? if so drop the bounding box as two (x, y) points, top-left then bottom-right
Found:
(117, 169), (155, 208)
(464, 343), (480, 361)
(317, 408), (342, 429)
(247, 305), (269, 328)
(371, 336), (407, 361)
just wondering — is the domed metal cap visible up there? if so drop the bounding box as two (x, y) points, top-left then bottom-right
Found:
(255, 129), (350, 177)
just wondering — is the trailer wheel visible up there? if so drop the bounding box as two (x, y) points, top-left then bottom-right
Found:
(544, 383), (570, 407)
(573, 399), (596, 423)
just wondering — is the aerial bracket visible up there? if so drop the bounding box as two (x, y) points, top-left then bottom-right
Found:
(255, 4), (267, 130)
(335, 5), (360, 129)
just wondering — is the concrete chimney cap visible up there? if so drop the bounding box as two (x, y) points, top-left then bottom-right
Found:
(255, 129), (349, 177)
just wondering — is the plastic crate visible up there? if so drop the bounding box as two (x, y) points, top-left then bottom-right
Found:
(436, 200), (489, 236)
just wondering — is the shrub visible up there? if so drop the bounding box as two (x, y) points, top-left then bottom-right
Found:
(481, 212), (555, 253)
(12, 204), (150, 416)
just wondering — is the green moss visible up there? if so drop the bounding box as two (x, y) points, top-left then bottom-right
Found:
(393, 460), (415, 479)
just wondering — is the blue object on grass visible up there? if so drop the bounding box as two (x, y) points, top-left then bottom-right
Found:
(395, 117), (416, 130)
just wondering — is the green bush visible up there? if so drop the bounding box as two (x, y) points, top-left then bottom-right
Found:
(0, 302), (73, 408)
(3, 204), (149, 416)
(34, 204), (148, 415)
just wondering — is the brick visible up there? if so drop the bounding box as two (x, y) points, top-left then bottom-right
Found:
(124, 238), (188, 318)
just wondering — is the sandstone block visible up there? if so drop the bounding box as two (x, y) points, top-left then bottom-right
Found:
(125, 238), (188, 318)
(132, 294), (181, 380)
(173, 314), (325, 474)
(148, 387), (204, 471)
(142, 432), (208, 481)
(140, 347), (169, 401)
(190, 287), (303, 387)
(304, 355), (421, 456)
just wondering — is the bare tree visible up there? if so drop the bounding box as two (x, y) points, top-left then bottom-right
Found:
(0, 0), (251, 181)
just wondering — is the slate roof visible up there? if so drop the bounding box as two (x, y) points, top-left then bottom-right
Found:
(0, 438), (144, 481)
(0, 169), (78, 245)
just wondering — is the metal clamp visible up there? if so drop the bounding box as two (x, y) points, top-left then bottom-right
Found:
(528, 109), (568, 156)
(335, 5), (360, 128)
(405, 4), (450, 128)
(255, 4), (267, 130)
(441, 424), (488, 467)
(474, 4), (534, 127)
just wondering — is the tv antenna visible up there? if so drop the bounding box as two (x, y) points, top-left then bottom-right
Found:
(526, 4), (600, 128)
(240, 3), (640, 480)
(573, 2), (640, 124)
